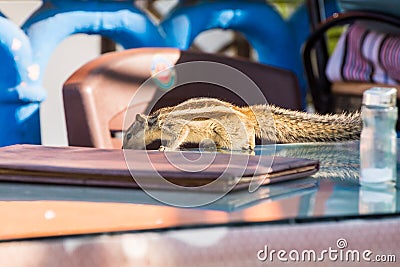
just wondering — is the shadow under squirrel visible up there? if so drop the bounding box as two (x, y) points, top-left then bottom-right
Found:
(123, 97), (361, 152)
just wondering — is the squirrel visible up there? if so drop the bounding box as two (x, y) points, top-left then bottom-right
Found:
(123, 97), (361, 152)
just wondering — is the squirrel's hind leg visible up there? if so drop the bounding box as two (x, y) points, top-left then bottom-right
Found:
(212, 122), (255, 152)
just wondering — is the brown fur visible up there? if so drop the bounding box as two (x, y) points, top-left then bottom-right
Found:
(123, 98), (361, 151)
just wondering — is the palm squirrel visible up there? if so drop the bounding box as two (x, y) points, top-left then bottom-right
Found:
(123, 97), (361, 151)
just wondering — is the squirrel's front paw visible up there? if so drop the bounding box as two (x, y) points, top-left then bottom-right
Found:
(159, 146), (173, 151)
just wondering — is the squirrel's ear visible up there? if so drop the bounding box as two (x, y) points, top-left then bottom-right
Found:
(136, 114), (146, 123)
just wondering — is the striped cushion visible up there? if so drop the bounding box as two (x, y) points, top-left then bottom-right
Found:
(326, 22), (400, 85)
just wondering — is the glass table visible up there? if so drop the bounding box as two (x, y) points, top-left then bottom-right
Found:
(0, 141), (399, 266)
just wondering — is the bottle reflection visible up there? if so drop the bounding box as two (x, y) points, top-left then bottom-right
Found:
(359, 186), (397, 214)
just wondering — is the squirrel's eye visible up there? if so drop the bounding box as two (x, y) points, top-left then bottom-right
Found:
(126, 133), (132, 140)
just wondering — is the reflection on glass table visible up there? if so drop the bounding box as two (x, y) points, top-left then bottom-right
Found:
(257, 140), (399, 216)
(256, 140), (360, 181)
(0, 177), (317, 213)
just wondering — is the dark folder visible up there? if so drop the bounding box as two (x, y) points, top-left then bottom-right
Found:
(0, 145), (319, 192)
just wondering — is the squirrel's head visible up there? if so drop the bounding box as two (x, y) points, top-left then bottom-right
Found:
(123, 113), (162, 149)
(123, 114), (149, 150)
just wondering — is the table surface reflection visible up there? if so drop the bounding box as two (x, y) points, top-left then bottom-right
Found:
(1, 141), (399, 241)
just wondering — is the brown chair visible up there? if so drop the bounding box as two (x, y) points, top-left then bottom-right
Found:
(63, 48), (302, 149)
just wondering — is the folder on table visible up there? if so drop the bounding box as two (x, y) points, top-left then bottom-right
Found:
(0, 144), (319, 192)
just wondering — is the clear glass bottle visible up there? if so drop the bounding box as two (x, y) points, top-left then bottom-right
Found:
(360, 87), (397, 188)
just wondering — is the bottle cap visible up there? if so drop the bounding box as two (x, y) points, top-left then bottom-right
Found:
(362, 87), (397, 107)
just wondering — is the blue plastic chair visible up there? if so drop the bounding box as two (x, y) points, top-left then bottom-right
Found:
(161, 0), (302, 98)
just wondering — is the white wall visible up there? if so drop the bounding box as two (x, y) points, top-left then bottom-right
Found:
(41, 35), (101, 146)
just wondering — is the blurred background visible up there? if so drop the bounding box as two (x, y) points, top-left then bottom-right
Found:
(0, 0), (306, 146)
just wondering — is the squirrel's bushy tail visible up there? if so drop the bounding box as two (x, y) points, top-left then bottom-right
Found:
(250, 105), (362, 143)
